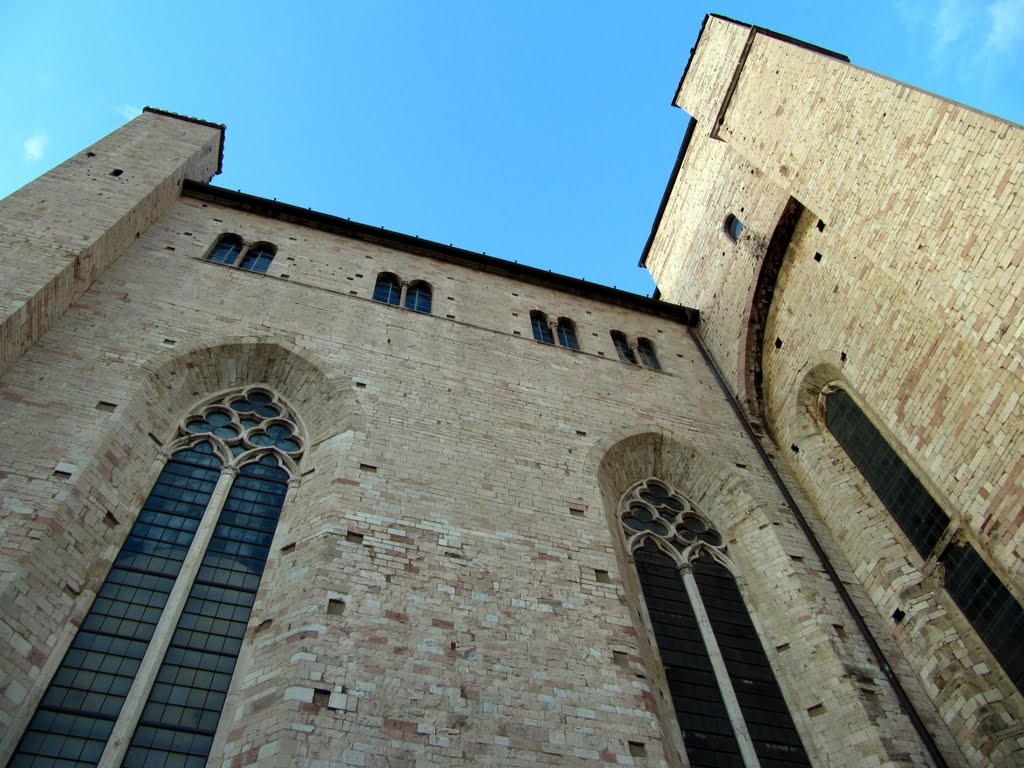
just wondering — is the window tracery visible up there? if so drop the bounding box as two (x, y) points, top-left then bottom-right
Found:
(10, 386), (302, 768)
(619, 478), (810, 768)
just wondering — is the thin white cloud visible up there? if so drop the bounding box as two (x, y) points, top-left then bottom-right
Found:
(932, 0), (969, 52)
(23, 133), (48, 163)
(983, 0), (1024, 56)
(117, 104), (142, 120)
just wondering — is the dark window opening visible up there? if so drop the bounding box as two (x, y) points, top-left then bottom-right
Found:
(825, 389), (949, 557)
(373, 273), (401, 306)
(206, 234), (244, 266)
(725, 214), (744, 242)
(556, 318), (580, 350)
(942, 544), (1024, 691)
(405, 281), (432, 314)
(611, 331), (636, 364)
(637, 338), (661, 370)
(239, 242), (276, 274)
(825, 388), (1024, 693)
(624, 479), (811, 768)
(531, 311), (553, 344)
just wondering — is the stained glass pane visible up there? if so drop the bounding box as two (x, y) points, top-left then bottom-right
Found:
(124, 461), (288, 766)
(9, 446), (222, 768)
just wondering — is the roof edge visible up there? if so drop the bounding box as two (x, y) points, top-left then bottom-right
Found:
(143, 107), (226, 176)
(181, 181), (699, 326)
(639, 115), (697, 269)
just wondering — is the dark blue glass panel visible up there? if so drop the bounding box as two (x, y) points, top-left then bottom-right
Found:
(405, 283), (432, 313)
(556, 321), (579, 350)
(125, 460), (289, 765)
(238, 245), (274, 274)
(205, 236), (242, 266)
(633, 541), (744, 768)
(942, 544), (1024, 692)
(9, 445), (221, 767)
(824, 390), (949, 558)
(531, 315), (553, 345)
(372, 274), (400, 305)
(693, 556), (811, 766)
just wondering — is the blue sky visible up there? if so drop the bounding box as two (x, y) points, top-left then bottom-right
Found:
(3, 1), (1022, 296)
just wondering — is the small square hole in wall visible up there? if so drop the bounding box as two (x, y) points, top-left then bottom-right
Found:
(612, 651), (629, 669)
(832, 624), (846, 638)
(595, 569), (611, 584)
(817, 219), (826, 232)
(104, 512), (119, 528)
(512, 312), (519, 317)
(359, 463), (377, 473)
(446, 314), (455, 319)
(776, 642), (790, 652)
(109, 168), (123, 177)
(774, 338), (783, 349)
(313, 689), (331, 707)
(86, 151), (96, 157)
(513, 331), (521, 336)
(813, 252), (822, 262)
(327, 598), (346, 615)
(345, 532), (364, 545)
(628, 742), (646, 758)
(892, 607), (906, 623)
(95, 401), (117, 412)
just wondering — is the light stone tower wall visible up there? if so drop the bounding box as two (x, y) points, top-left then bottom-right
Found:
(0, 112), (962, 766)
(645, 15), (1024, 766)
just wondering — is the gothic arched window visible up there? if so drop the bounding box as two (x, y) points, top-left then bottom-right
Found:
(10, 387), (303, 767)
(620, 479), (811, 768)
(556, 318), (580, 350)
(531, 311), (553, 344)
(373, 272), (401, 305)
(206, 233), (244, 265)
(405, 281), (432, 314)
(238, 242), (276, 274)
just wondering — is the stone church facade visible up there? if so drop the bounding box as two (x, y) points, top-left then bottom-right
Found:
(1, 14), (1021, 768)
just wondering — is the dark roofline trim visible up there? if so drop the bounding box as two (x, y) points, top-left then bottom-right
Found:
(675, 14), (849, 108)
(639, 115), (696, 268)
(143, 107), (226, 177)
(182, 180), (699, 326)
(642, 15), (848, 270)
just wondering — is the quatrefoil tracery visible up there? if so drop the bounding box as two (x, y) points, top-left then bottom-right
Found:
(180, 388), (303, 460)
(620, 480), (725, 562)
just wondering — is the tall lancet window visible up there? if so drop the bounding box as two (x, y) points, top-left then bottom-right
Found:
(620, 479), (811, 768)
(10, 387), (303, 768)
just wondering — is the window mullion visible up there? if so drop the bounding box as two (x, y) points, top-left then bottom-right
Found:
(680, 562), (762, 768)
(97, 464), (239, 768)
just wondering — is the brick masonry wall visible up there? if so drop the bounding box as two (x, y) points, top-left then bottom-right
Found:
(646, 15), (1024, 766)
(0, 115), (951, 766)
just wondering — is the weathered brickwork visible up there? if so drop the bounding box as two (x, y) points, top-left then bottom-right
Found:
(0, 107), (965, 767)
(646, 15), (1024, 767)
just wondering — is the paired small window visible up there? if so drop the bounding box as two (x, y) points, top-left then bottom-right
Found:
(531, 312), (580, 351)
(372, 273), (433, 314)
(205, 233), (277, 274)
(611, 332), (661, 371)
